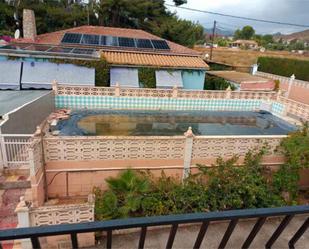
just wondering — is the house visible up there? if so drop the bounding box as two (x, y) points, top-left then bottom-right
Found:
(0, 9), (208, 90)
(230, 39), (258, 49)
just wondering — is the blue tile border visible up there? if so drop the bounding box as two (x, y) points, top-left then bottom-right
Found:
(55, 95), (263, 112)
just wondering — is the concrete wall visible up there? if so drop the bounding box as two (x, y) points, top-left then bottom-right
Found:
(1, 92), (55, 134)
(182, 70), (206, 90)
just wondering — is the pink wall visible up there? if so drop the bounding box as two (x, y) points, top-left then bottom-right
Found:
(280, 82), (309, 105)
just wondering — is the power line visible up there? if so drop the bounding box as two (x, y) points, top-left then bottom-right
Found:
(165, 4), (309, 28)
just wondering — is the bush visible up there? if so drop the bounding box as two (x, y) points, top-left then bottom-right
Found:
(204, 76), (236, 90)
(94, 150), (284, 220)
(273, 124), (309, 202)
(138, 68), (156, 88)
(257, 57), (309, 81)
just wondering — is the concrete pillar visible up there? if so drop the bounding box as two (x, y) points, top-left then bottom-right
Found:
(225, 86), (232, 99)
(183, 127), (194, 180)
(15, 197), (32, 249)
(172, 85), (178, 98)
(0, 134), (8, 169)
(115, 82), (120, 97)
(52, 80), (58, 94)
(251, 64), (259, 75)
(287, 74), (295, 99)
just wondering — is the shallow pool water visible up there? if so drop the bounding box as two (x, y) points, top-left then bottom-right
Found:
(55, 110), (296, 136)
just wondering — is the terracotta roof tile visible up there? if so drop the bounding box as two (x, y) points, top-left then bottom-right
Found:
(102, 51), (208, 69)
(14, 25), (200, 56)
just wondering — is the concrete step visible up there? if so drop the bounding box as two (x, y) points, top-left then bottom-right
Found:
(0, 175), (31, 190)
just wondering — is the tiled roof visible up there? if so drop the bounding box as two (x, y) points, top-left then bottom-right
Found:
(14, 25), (200, 56)
(102, 51), (208, 69)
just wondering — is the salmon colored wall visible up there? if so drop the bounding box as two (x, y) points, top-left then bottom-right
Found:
(45, 155), (307, 199)
(280, 82), (309, 105)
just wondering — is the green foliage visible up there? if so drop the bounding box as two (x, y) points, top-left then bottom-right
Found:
(257, 57), (309, 81)
(234, 26), (255, 40)
(273, 124), (309, 202)
(197, 150), (283, 210)
(204, 75), (236, 90)
(1, 0), (202, 47)
(0, 2), (15, 36)
(138, 68), (156, 88)
(94, 150), (284, 220)
(50, 57), (110, 86)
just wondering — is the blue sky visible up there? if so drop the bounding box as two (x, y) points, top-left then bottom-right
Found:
(166, 0), (309, 34)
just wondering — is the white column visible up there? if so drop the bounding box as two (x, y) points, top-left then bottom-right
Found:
(287, 74), (295, 98)
(225, 86), (231, 99)
(183, 127), (194, 180)
(15, 197), (32, 249)
(115, 82), (120, 97)
(0, 133), (8, 169)
(51, 80), (58, 94)
(172, 85), (178, 98)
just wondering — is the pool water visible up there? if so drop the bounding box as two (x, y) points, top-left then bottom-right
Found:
(55, 110), (296, 136)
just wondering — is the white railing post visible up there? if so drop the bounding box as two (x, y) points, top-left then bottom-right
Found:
(183, 127), (194, 180)
(15, 196), (32, 249)
(287, 74), (295, 98)
(52, 80), (58, 94)
(115, 82), (120, 97)
(172, 85), (178, 98)
(0, 134), (8, 169)
(225, 86), (232, 99)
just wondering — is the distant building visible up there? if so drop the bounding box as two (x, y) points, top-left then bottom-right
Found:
(230, 40), (258, 49)
(0, 9), (208, 90)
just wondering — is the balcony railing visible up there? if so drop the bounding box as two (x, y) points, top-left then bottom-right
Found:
(0, 205), (308, 249)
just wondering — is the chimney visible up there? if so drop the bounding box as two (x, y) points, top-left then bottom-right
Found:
(23, 9), (37, 40)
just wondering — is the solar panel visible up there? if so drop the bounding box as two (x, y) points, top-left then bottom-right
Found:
(71, 48), (95, 55)
(103, 36), (118, 46)
(118, 37), (135, 47)
(48, 47), (73, 53)
(80, 34), (100, 45)
(23, 45), (50, 52)
(136, 39), (153, 49)
(151, 40), (170, 50)
(61, 33), (82, 44)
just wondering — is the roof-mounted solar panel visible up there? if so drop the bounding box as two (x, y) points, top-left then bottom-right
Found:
(103, 36), (118, 46)
(118, 37), (135, 47)
(71, 48), (95, 55)
(48, 47), (73, 53)
(151, 40), (170, 50)
(136, 39), (153, 49)
(61, 33), (82, 44)
(81, 34), (100, 45)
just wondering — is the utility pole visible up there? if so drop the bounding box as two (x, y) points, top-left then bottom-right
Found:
(210, 20), (216, 61)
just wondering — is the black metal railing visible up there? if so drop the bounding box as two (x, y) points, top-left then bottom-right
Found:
(0, 205), (308, 249)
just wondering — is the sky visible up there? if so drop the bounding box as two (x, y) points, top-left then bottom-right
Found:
(165, 0), (309, 35)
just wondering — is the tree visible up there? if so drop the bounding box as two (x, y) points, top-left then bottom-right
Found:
(234, 25), (255, 40)
(1, 0), (203, 47)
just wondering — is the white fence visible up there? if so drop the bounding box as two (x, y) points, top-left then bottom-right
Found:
(0, 134), (33, 169)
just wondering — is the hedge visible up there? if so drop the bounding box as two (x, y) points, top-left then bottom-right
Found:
(257, 57), (309, 81)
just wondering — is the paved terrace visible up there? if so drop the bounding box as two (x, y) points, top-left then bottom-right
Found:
(0, 90), (49, 118)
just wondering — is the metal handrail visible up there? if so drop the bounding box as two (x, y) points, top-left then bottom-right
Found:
(0, 205), (308, 249)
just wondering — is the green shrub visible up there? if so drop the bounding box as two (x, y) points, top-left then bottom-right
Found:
(257, 57), (309, 81)
(94, 150), (284, 220)
(273, 124), (309, 202)
(138, 68), (156, 88)
(204, 75), (236, 90)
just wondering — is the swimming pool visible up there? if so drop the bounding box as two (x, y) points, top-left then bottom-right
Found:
(54, 110), (296, 136)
